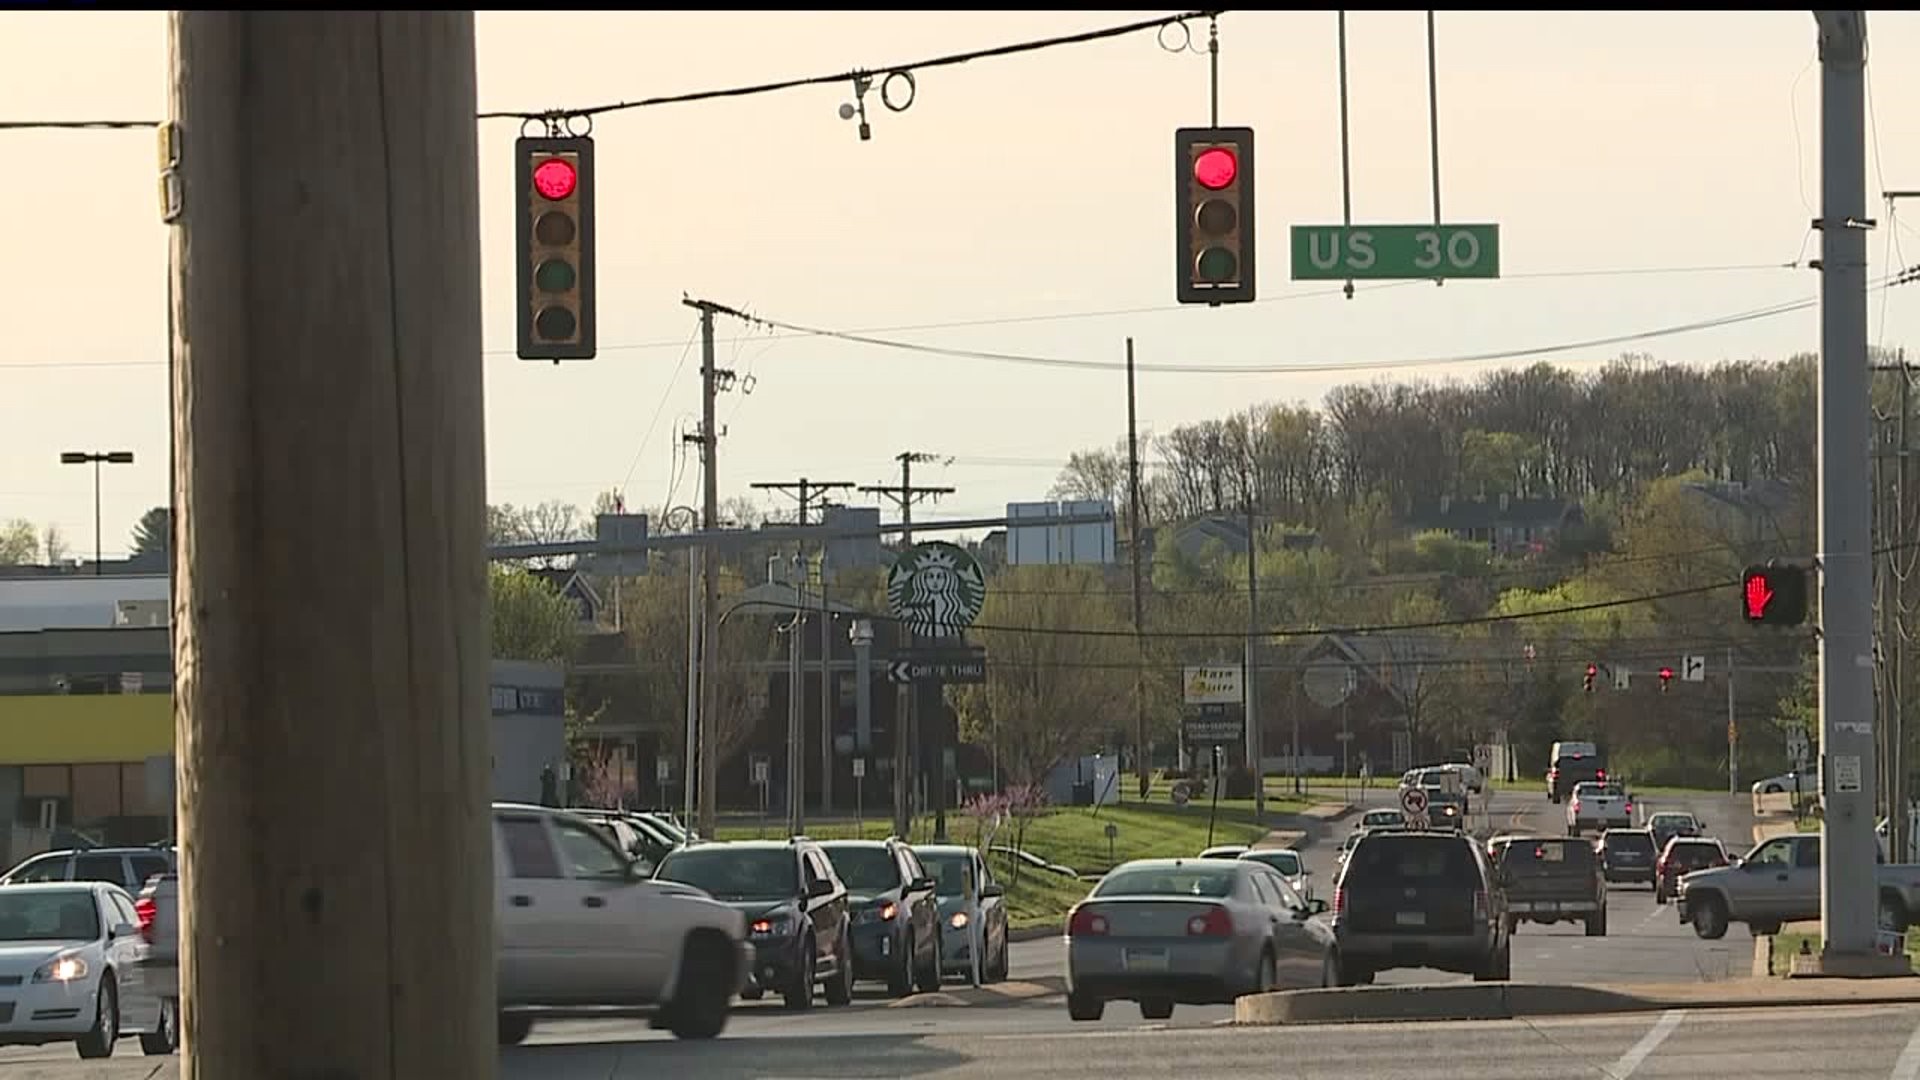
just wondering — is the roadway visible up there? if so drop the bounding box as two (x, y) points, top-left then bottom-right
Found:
(0, 783), (1773, 1076)
(8, 1004), (1915, 1078)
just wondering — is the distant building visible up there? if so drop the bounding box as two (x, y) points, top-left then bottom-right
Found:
(1405, 494), (1582, 556)
(1006, 500), (1116, 566)
(0, 570), (169, 633)
(818, 505), (887, 579)
(529, 567), (603, 628)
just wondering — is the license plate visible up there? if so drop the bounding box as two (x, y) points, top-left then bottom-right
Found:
(1395, 911), (1426, 927)
(1123, 948), (1169, 972)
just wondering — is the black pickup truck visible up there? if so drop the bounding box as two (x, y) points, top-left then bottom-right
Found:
(1490, 835), (1608, 937)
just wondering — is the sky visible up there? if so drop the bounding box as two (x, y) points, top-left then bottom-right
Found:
(4, 10), (1920, 557)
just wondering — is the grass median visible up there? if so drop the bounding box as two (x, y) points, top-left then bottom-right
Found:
(713, 779), (1337, 930)
(1770, 928), (1920, 974)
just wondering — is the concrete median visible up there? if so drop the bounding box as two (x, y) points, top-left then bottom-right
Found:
(1234, 976), (1920, 1026)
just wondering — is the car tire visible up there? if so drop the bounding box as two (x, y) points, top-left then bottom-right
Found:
(887, 933), (915, 997)
(1692, 895), (1729, 940)
(1474, 941), (1511, 982)
(76, 976), (118, 1059)
(1251, 948), (1276, 995)
(989, 933), (1010, 983)
(496, 1011), (534, 1047)
(914, 932), (943, 994)
(784, 940), (816, 1010)
(140, 995), (179, 1056)
(1586, 909), (1607, 937)
(824, 938), (854, 1007)
(1140, 997), (1175, 1021)
(1068, 992), (1104, 1021)
(667, 932), (736, 1040)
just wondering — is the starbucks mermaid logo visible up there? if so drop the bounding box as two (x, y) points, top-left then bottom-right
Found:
(886, 542), (987, 638)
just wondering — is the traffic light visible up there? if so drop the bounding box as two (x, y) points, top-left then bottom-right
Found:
(1741, 564), (1809, 627)
(1659, 667), (1674, 692)
(1175, 126), (1256, 305)
(516, 136), (596, 362)
(1583, 663), (1597, 694)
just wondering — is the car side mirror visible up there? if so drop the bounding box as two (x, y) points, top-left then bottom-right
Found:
(1306, 898), (1329, 916)
(910, 876), (936, 893)
(980, 883), (1005, 900)
(111, 921), (137, 940)
(629, 860), (653, 881)
(807, 878), (836, 899)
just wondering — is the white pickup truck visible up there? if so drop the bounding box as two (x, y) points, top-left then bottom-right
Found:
(1676, 831), (1920, 939)
(1565, 782), (1633, 835)
(133, 806), (756, 1048)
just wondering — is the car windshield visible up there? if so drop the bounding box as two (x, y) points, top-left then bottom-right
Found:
(655, 848), (796, 901)
(1667, 841), (1724, 867)
(0, 891), (99, 942)
(821, 846), (900, 893)
(1095, 865), (1236, 898)
(919, 852), (973, 897)
(1243, 850), (1301, 876)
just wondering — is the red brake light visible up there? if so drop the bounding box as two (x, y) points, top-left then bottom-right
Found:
(1186, 906), (1233, 937)
(1068, 907), (1109, 937)
(133, 896), (156, 944)
(1595, 769), (1607, 781)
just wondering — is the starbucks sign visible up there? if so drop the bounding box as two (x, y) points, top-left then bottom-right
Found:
(886, 541), (987, 639)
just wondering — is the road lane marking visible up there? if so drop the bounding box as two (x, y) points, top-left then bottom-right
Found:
(1892, 1013), (1920, 1080)
(1605, 1009), (1684, 1079)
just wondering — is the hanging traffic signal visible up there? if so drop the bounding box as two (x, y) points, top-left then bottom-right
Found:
(1583, 663), (1598, 694)
(1659, 667), (1674, 692)
(516, 135), (596, 362)
(1741, 564), (1809, 627)
(1175, 126), (1256, 305)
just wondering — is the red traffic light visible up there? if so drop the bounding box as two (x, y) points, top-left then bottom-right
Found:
(1585, 664), (1598, 678)
(1193, 147), (1238, 191)
(532, 158), (578, 201)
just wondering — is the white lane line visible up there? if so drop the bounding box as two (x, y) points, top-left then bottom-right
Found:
(1605, 1009), (1685, 1079)
(1892, 1013), (1920, 1080)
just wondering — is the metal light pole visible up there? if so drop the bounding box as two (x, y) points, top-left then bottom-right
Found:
(661, 505), (701, 838)
(60, 450), (134, 574)
(787, 551), (806, 836)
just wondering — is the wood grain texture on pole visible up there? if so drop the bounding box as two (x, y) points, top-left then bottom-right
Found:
(168, 12), (494, 1078)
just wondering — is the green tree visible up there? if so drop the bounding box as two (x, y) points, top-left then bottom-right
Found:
(0, 520), (37, 564)
(489, 565), (580, 664)
(130, 507), (171, 558)
(948, 565), (1132, 785)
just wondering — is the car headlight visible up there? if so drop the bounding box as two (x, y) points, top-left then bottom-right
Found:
(854, 901), (898, 926)
(949, 911), (970, 929)
(749, 911), (798, 937)
(32, 955), (88, 983)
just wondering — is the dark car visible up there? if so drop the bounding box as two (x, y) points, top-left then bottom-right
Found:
(1547, 754), (1608, 804)
(1655, 836), (1730, 905)
(1599, 829), (1660, 886)
(818, 839), (943, 996)
(1327, 830), (1510, 986)
(654, 838), (853, 1010)
(1493, 835), (1607, 936)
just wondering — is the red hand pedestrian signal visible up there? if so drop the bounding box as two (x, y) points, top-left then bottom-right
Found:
(1744, 572), (1774, 620)
(1740, 564), (1808, 627)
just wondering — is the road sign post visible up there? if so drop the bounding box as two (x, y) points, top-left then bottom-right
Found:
(1290, 224), (1501, 281)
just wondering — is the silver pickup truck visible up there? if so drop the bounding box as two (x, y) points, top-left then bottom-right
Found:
(1675, 831), (1920, 939)
(133, 873), (182, 1052)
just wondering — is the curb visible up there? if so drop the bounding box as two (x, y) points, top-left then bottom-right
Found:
(1010, 925), (1061, 943)
(1233, 977), (1920, 1026)
(887, 977), (1067, 1008)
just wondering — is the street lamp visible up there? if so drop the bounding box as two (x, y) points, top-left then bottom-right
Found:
(60, 450), (134, 575)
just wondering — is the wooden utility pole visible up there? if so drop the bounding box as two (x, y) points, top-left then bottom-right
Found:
(1125, 338), (1150, 801)
(861, 453), (953, 838)
(168, 13), (492, 1078)
(752, 478), (856, 817)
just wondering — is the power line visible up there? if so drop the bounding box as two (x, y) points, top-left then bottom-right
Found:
(718, 270), (1920, 379)
(0, 10), (1225, 132)
(0, 259), (1832, 373)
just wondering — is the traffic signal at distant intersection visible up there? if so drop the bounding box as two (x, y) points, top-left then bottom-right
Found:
(1175, 126), (1255, 305)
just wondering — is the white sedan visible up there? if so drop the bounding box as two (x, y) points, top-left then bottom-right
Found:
(0, 881), (174, 1058)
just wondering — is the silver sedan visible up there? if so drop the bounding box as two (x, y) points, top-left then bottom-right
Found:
(1064, 858), (1331, 1022)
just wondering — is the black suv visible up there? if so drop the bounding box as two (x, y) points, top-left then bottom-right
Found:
(1328, 830), (1510, 986)
(819, 839), (943, 996)
(1598, 829), (1659, 887)
(654, 838), (853, 1010)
